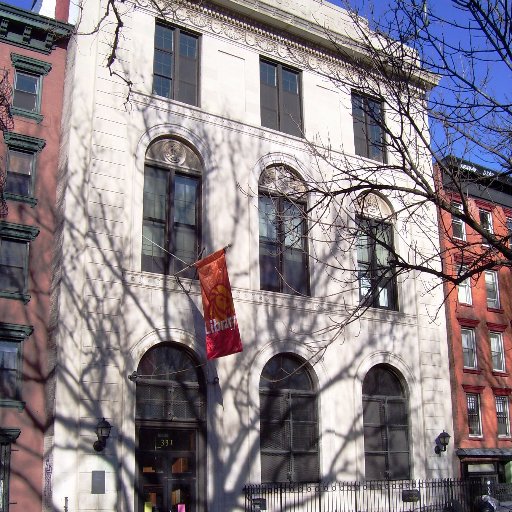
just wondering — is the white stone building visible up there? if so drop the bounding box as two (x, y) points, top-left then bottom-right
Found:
(45, 0), (453, 510)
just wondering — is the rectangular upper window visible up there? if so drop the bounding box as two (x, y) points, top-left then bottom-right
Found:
(10, 54), (51, 122)
(496, 396), (511, 438)
(153, 22), (199, 106)
(461, 328), (477, 369)
(0, 323), (32, 410)
(507, 218), (512, 248)
(3, 132), (45, 205)
(479, 208), (493, 237)
(356, 216), (397, 310)
(467, 393), (482, 437)
(485, 270), (500, 309)
(490, 332), (505, 372)
(260, 58), (302, 137)
(352, 92), (386, 163)
(457, 265), (472, 305)
(451, 202), (466, 240)
(0, 222), (39, 303)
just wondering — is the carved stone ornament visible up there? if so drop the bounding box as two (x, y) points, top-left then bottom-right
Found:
(259, 165), (307, 197)
(146, 139), (201, 171)
(355, 193), (392, 219)
(150, 0), (352, 77)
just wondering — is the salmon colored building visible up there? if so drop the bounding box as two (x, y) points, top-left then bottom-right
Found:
(440, 158), (512, 484)
(0, 2), (72, 510)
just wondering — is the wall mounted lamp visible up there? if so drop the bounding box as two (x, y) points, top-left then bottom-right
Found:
(434, 430), (450, 455)
(93, 418), (112, 452)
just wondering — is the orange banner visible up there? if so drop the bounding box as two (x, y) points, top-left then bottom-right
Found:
(195, 249), (243, 360)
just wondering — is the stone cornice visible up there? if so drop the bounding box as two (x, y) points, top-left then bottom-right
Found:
(134, 0), (436, 89)
(0, 2), (73, 54)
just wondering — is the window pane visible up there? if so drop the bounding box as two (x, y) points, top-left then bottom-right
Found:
(462, 329), (477, 369)
(479, 209), (493, 234)
(177, 32), (198, 105)
(281, 68), (302, 137)
(457, 265), (472, 305)
(452, 203), (465, 240)
(357, 217), (397, 310)
(153, 49), (172, 79)
(260, 61), (279, 131)
(143, 167), (168, 221)
(352, 93), (385, 162)
(13, 72), (38, 111)
(0, 239), (27, 292)
(490, 332), (505, 372)
(6, 150), (34, 196)
(496, 396), (510, 437)
(485, 271), (499, 308)
(467, 394), (482, 436)
(0, 342), (19, 399)
(155, 24), (173, 51)
(174, 175), (197, 226)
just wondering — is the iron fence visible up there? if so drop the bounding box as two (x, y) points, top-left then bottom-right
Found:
(244, 479), (511, 512)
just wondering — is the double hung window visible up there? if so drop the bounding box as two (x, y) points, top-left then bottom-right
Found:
(467, 393), (482, 437)
(356, 216), (397, 310)
(496, 396), (510, 437)
(485, 270), (500, 309)
(3, 132), (45, 204)
(11, 54), (51, 122)
(461, 328), (477, 369)
(153, 22), (199, 106)
(490, 332), (505, 372)
(451, 202), (466, 240)
(259, 354), (319, 483)
(479, 208), (493, 238)
(0, 323), (32, 409)
(260, 59), (302, 137)
(258, 167), (309, 295)
(0, 222), (39, 303)
(352, 92), (386, 162)
(141, 139), (201, 278)
(457, 265), (472, 305)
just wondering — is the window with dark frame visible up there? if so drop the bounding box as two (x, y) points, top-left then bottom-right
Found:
(141, 139), (201, 278)
(352, 92), (386, 162)
(362, 365), (410, 480)
(507, 218), (512, 248)
(259, 353), (319, 483)
(356, 216), (397, 310)
(153, 22), (199, 106)
(462, 328), (477, 369)
(0, 429), (20, 512)
(10, 54), (51, 121)
(258, 195), (309, 295)
(0, 323), (32, 409)
(3, 132), (45, 203)
(260, 58), (302, 137)
(467, 393), (482, 437)
(496, 396), (510, 438)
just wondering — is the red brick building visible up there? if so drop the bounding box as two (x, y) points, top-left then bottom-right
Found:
(440, 158), (512, 484)
(0, 3), (72, 510)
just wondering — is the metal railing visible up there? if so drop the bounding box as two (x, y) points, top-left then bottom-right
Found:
(244, 479), (511, 512)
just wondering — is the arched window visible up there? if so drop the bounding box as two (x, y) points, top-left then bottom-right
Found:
(258, 166), (309, 295)
(355, 193), (397, 310)
(362, 365), (410, 480)
(142, 138), (201, 277)
(259, 353), (319, 483)
(135, 344), (205, 512)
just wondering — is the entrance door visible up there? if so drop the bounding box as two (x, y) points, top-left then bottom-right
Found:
(138, 427), (198, 512)
(135, 343), (206, 512)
